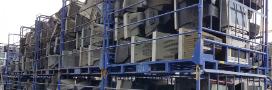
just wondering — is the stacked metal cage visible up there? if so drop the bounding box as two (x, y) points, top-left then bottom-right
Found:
(3, 0), (271, 90)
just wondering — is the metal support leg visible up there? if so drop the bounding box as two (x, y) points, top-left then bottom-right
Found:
(196, 65), (201, 90)
(264, 0), (269, 90)
(194, 0), (203, 65)
(59, 0), (67, 89)
(196, 0), (203, 89)
(208, 73), (210, 90)
(217, 74), (219, 90)
(100, 0), (111, 90)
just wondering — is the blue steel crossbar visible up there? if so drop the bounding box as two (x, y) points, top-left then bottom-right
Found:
(204, 39), (266, 54)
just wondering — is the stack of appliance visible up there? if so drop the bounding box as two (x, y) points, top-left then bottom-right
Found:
(19, 0), (84, 71)
(177, 0), (222, 60)
(17, 0), (265, 69)
(77, 0), (104, 66)
(20, 28), (35, 72)
(61, 1), (82, 68)
(46, 1), (82, 69)
(221, 0), (262, 64)
(176, 0), (263, 65)
(114, 0), (147, 63)
(114, 0), (179, 64)
(46, 16), (61, 69)
(15, 0), (266, 89)
(221, 0), (250, 64)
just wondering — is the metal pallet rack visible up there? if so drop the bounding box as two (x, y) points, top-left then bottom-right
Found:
(98, 0), (271, 90)
(4, 33), (21, 89)
(4, 0), (271, 90)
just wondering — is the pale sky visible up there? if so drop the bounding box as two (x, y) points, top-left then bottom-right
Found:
(0, 0), (62, 44)
(0, 0), (271, 44)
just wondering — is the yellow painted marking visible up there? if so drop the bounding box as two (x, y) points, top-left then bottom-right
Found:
(219, 61), (225, 64)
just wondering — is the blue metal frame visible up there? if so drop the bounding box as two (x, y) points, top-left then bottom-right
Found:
(264, 0), (269, 89)
(33, 15), (50, 90)
(100, 0), (112, 89)
(58, 0), (68, 89)
(5, 33), (20, 89)
(102, 0), (270, 90)
(55, 0), (272, 89)
(4, 34), (11, 90)
(5, 0), (270, 90)
(195, 0), (203, 90)
(33, 16), (40, 90)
